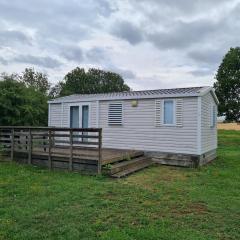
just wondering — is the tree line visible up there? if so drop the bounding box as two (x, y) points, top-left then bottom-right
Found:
(0, 47), (239, 127)
(0, 68), (130, 126)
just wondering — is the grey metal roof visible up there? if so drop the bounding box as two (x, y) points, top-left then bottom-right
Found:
(49, 86), (215, 103)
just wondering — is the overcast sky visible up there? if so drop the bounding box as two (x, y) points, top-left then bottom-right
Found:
(0, 0), (240, 90)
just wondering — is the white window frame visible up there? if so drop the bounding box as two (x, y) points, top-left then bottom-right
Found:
(162, 99), (176, 126)
(108, 102), (123, 126)
(68, 102), (91, 128)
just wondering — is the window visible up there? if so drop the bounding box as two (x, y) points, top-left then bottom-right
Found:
(82, 105), (89, 128)
(70, 106), (79, 128)
(163, 100), (174, 124)
(108, 103), (123, 125)
(211, 105), (217, 128)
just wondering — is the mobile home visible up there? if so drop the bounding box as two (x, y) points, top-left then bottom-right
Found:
(48, 86), (218, 167)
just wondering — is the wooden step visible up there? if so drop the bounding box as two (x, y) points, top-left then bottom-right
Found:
(110, 156), (150, 175)
(102, 150), (144, 165)
(111, 160), (153, 178)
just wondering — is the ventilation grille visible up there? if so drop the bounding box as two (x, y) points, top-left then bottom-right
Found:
(108, 103), (123, 125)
(155, 100), (162, 126)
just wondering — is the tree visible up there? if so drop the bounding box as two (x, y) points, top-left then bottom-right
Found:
(0, 78), (26, 125)
(52, 67), (130, 97)
(214, 47), (240, 122)
(49, 81), (65, 99)
(20, 68), (50, 95)
(0, 73), (48, 126)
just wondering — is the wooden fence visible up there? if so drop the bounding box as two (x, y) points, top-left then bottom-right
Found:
(0, 126), (102, 174)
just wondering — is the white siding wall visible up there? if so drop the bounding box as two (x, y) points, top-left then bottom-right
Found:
(48, 103), (62, 127)
(61, 103), (69, 127)
(48, 97), (204, 155)
(201, 92), (217, 153)
(99, 98), (199, 154)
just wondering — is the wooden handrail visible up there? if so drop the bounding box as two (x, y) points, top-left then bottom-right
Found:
(0, 126), (102, 132)
(0, 126), (103, 174)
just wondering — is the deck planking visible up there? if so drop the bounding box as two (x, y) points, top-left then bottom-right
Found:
(10, 146), (143, 166)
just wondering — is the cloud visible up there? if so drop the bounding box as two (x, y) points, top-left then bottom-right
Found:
(0, 57), (8, 65)
(106, 66), (136, 79)
(132, 0), (230, 16)
(86, 47), (108, 63)
(96, 0), (117, 17)
(61, 46), (84, 62)
(0, 0), (239, 89)
(188, 49), (224, 66)
(189, 68), (215, 77)
(111, 20), (143, 45)
(147, 19), (219, 50)
(119, 69), (136, 79)
(0, 30), (31, 46)
(0, 0), (115, 44)
(13, 55), (62, 68)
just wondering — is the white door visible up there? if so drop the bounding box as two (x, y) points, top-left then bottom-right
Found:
(69, 104), (90, 129)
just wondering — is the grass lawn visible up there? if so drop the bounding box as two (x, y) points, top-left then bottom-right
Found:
(0, 130), (240, 240)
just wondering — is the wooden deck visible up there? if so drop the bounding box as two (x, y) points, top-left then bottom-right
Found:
(1, 147), (144, 174)
(4, 146), (143, 165)
(0, 126), (145, 175)
(40, 146), (143, 165)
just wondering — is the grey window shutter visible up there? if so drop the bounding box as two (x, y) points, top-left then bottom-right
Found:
(176, 99), (183, 127)
(108, 103), (123, 125)
(155, 100), (162, 126)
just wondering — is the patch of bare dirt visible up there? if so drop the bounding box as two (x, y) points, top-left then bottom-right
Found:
(170, 202), (210, 216)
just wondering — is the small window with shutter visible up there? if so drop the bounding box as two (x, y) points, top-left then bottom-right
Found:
(155, 98), (183, 127)
(108, 103), (123, 125)
(211, 105), (217, 128)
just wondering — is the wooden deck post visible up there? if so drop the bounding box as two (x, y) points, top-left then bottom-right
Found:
(28, 129), (32, 165)
(43, 133), (47, 152)
(48, 130), (52, 170)
(69, 129), (73, 171)
(97, 129), (102, 174)
(10, 128), (14, 161)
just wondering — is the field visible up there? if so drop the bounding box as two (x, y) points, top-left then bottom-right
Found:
(0, 130), (240, 240)
(218, 123), (240, 130)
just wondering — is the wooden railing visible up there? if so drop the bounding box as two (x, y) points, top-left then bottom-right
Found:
(0, 126), (102, 174)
